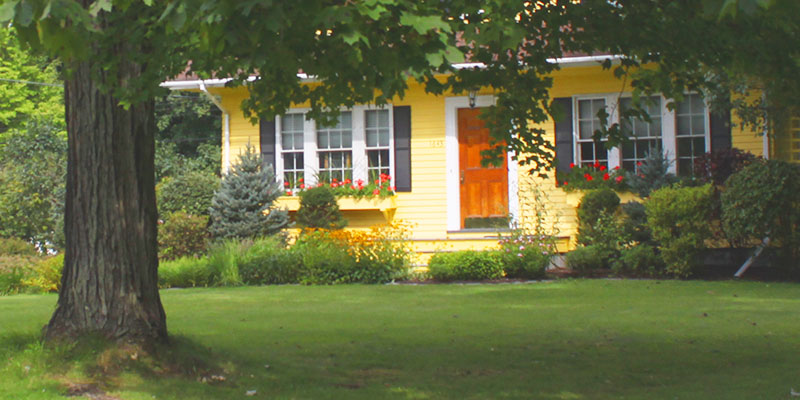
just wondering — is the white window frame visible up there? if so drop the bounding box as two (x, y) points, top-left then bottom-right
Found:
(571, 93), (710, 175)
(274, 105), (394, 189)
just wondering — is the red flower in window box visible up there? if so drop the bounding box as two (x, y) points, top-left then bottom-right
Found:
(615, 175), (624, 183)
(569, 163), (575, 169)
(299, 183), (305, 189)
(599, 165), (607, 171)
(593, 162), (601, 169)
(283, 181), (289, 187)
(603, 172), (610, 181)
(373, 188), (381, 195)
(344, 178), (351, 185)
(584, 173), (593, 181)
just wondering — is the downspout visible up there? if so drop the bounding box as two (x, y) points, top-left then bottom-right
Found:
(199, 82), (231, 175)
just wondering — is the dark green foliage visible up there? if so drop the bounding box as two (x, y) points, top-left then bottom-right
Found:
(498, 234), (552, 279)
(612, 244), (665, 276)
(296, 186), (347, 229)
(694, 148), (758, 186)
(0, 238), (37, 256)
(565, 245), (612, 274)
(0, 267), (26, 295)
(158, 212), (209, 261)
(577, 189), (623, 248)
(156, 171), (220, 217)
(238, 237), (299, 285)
(155, 142), (221, 183)
(0, 120), (66, 250)
(625, 151), (678, 198)
(158, 256), (215, 288)
(619, 201), (652, 244)
(646, 184), (714, 277)
(428, 251), (504, 282)
(208, 146), (289, 240)
(155, 93), (221, 157)
(722, 160), (800, 263)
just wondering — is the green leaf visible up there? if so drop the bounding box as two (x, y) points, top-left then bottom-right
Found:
(342, 31), (366, 46)
(16, 0), (33, 27)
(39, 0), (51, 20)
(0, 1), (18, 23)
(400, 14), (450, 34)
(89, 0), (112, 17)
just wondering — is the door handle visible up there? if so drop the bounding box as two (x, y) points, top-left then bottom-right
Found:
(460, 170), (465, 184)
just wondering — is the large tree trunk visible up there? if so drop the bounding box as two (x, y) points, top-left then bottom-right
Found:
(44, 53), (167, 342)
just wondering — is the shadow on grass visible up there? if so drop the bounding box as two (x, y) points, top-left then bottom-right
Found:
(0, 332), (239, 399)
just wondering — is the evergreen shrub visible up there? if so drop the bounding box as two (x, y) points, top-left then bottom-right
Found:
(428, 250), (503, 282)
(625, 151), (678, 198)
(209, 145), (289, 240)
(295, 186), (347, 229)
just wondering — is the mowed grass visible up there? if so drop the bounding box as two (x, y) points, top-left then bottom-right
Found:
(1, 280), (799, 399)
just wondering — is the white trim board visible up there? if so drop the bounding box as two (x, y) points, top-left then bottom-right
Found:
(444, 95), (518, 231)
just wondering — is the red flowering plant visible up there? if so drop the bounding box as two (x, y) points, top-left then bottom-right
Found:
(283, 173), (396, 199)
(557, 162), (627, 192)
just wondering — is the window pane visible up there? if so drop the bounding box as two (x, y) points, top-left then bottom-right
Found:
(378, 128), (389, 147)
(677, 137), (692, 157)
(330, 131), (341, 148)
(677, 97), (691, 115)
(579, 100), (594, 119)
(691, 115), (706, 136)
(342, 130), (352, 148)
(579, 121), (594, 139)
(284, 156), (293, 170)
(693, 137), (706, 156)
(622, 141), (635, 159)
(282, 134), (293, 150)
(366, 131), (378, 147)
(294, 133), (304, 150)
(677, 116), (691, 137)
(317, 132), (328, 149)
(690, 94), (704, 114)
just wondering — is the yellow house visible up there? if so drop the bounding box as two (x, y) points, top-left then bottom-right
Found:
(163, 55), (783, 259)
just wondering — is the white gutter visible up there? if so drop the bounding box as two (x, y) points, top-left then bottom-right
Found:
(198, 82), (232, 175)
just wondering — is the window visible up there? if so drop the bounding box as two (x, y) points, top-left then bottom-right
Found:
(365, 110), (391, 181)
(576, 98), (608, 167)
(791, 115), (800, 162)
(317, 111), (353, 183)
(571, 93), (709, 175)
(620, 96), (662, 172)
(675, 93), (707, 176)
(275, 106), (393, 189)
(281, 113), (305, 188)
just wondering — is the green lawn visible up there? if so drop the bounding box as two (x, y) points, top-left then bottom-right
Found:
(1, 280), (799, 399)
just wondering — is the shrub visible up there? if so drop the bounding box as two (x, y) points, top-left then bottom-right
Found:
(558, 162), (627, 191)
(694, 148), (758, 186)
(156, 170), (219, 217)
(209, 145), (289, 240)
(158, 212), (209, 260)
(295, 186), (347, 229)
(0, 237), (37, 256)
(611, 244), (665, 276)
(625, 151), (678, 198)
(498, 233), (553, 279)
(158, 256), (214, 288)
(0, 267), (27, 295)
(428, 251), (504, 282)
(565, 245), (612, 274)
(206, 240), (245, 286)
(23, 254), (64, 293)
(721, 159), (800, 262)
(238, 237), (299, 285)
(619, 201), (652, 244)
(577, 188), (623, 249)
(646, 184), (714, 277)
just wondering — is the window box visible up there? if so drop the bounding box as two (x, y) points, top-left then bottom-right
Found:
(565, 190), (641, 208)
(276, 195), (398, 222)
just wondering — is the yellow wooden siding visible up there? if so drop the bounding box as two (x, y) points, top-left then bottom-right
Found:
(208, 64), (764, 255)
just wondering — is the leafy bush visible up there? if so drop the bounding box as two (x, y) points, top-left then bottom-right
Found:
(619, 201), (652, 244)
(209, 145), (289, 240)
(498, 233), (553, 279)
(158, 256), (214, 288)
(0, 237), (37, 256)
(565, 245), (612, 274)
(646, 184), (714, 277)
(23, 254), (64, 293)
(558, 163), (626, 191)
(625, 151), (678, 198)
(295, 186), (347, 229)
(577, 188), (623, 248)
(158, 212), (209, 260)
(611, 244), (665, 276)
(290, 230), (357, 284)
(0, 267), (27, 295)
(694, 148), (758, 186)
(156, 171), (219, 217)
(238, 237), (299, 285)
(428, 251), (504, 282)
(721, 159), (800, 261)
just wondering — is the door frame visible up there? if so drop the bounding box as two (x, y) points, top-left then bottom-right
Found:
(445, 95), (519, 231)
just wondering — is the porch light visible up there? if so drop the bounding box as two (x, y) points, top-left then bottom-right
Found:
(468, 89), (478, 108)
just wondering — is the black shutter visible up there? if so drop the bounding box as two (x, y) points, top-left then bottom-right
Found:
(553, 97), (574, 177)
(393, 106), (412, 192)
(709, 108), (732, 152)
(260, 118), (277, 173)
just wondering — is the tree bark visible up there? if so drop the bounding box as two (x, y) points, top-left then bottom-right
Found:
(44, 53), (167, 342)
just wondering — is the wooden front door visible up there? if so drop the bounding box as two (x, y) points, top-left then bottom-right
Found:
(458, 107), (508, 229)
